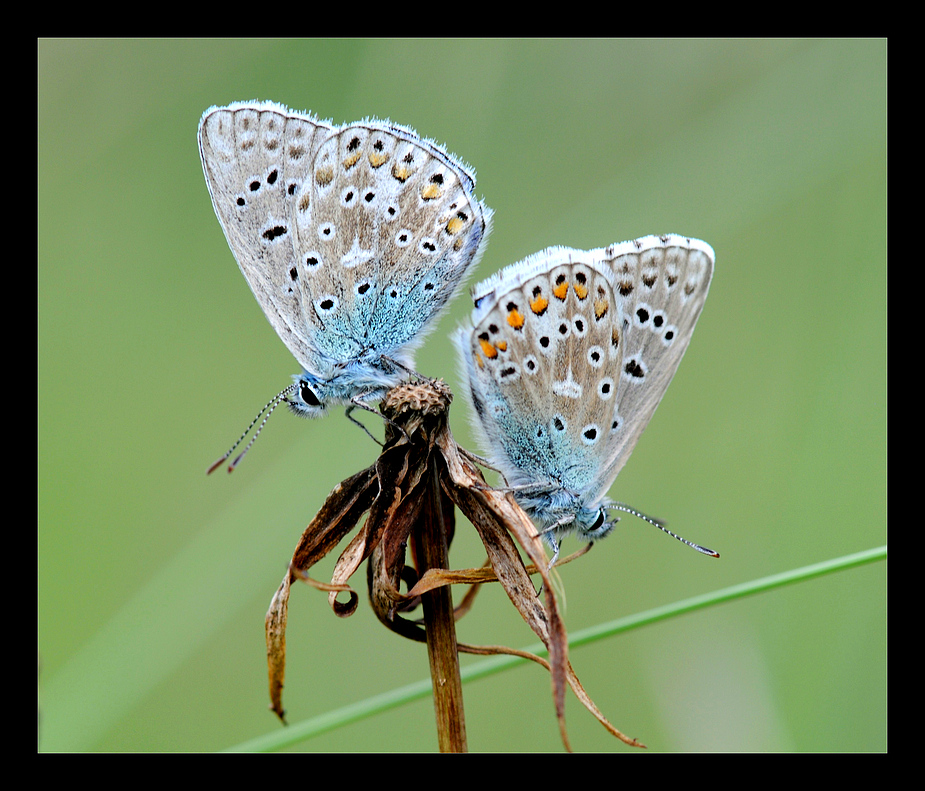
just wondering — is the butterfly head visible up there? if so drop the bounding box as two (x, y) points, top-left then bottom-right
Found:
(284, 374), (329, 418)
(574, 503), (617, 542)
(517, 485), (617, 544)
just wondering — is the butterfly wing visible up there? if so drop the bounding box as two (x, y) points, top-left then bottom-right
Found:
(198, 102), (334, 372)
(589, 234), (714, 502)
(457, 248), (624, 496)
(289, 121), (492, 369)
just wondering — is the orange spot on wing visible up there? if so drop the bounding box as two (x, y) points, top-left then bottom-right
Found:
(446, 215), (465, 235)
(368, 151), (389, 168)
(479, 338), (498, 359)
(421, 183), (442, 200)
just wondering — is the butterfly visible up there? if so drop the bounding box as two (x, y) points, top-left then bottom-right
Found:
(199, 101), (491, 470)
(455, 235), (716, 562)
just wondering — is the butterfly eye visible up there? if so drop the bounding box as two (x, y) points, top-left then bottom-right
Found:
(591, 510), (606, 532)
(300, 382), (321, 407)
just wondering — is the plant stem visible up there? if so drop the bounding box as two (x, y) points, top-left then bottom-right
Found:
(413, 461), (467, 753)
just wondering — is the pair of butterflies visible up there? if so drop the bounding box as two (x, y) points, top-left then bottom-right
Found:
(199, 101), (715, 560)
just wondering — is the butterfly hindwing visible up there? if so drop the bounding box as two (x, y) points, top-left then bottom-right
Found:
(461, 249), (625, 496)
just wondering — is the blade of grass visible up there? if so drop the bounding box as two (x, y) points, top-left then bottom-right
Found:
(226, 545), (886, 752)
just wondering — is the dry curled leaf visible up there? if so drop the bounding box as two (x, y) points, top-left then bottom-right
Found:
(265, 379), (644, 751)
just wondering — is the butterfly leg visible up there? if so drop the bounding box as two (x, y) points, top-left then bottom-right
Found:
(346, 397), (410, 443)
(536, 514), (581, 570)
(458, 447), (510, 485)
(546, 535), (561, 571)
(344, 403), (384, 446)
(531, 533), (562, 597)
(379, 355), (433, 385)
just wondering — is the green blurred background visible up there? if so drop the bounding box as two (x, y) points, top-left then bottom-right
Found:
(38, 39), (886, 752)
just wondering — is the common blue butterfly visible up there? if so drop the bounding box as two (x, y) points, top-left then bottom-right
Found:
(200, 102), (491, 470)
(455, 235), (715, 562)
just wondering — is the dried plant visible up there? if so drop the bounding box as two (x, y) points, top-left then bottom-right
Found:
(265, 379), (644, 752)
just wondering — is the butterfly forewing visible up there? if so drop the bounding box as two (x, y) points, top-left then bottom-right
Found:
(198, 103), (334, 371)
(464, 251), (625, 494)
(592, 235), (714, 501)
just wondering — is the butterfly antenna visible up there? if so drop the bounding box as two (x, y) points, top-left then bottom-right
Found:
(607, 502), (720, 558)
(207, 384), (296, 474)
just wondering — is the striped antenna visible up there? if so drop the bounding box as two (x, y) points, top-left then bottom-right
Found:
(607, 502), (720, 558)
(207, 384), (297, 474)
